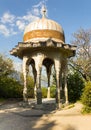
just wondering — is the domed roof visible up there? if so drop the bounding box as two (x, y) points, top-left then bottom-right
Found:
(23, 7), (65, 43)
(24, 18), (64, 33)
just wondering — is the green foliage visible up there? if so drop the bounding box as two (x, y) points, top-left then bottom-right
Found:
(20, 73), (34, 98)
(50, 85), (56, 98)
(67, 104), (75, 109)
(0, 54), (23, 98)
(82, 106), (91, 114)
(0, 76), (23, 98)
(0, 54), (13, 76)
(41, 85), (56, 98)
(0, 53), (35, 99)
(0, 75), (34, 99)
(81, 81), (91, 113)
(27, 76), (34, 98)
(67, 71), (84, 102)
(0, 98), (5, 103)
(42, 87), (47, 98)
(52, 69), (84, 101)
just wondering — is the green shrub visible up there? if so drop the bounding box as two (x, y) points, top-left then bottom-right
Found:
(82, 106), (91, 113)
(0, 76), (23, 98)
(50, 85), (56, 98)
(41, 85), (56, 98)
(81, 81), (91, 113)
(42, 87), (47, 98)
(27, 76), (34, 98)
(67, 71), (84, 102)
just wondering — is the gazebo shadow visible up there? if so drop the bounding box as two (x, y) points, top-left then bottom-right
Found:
(0, 98), (77, 130)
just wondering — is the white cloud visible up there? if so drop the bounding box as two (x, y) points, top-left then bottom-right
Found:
(1, 12), (15, 24)
(0, 10), (39, 36)
(0, 0), (48, 37)
(0, 24), (17, 36)
(9, 28), (17, 35)
(32, 0), (48, 18)
(33, 1), (43, 8)
(0, 24), (10, 36)
(22, 12), (39, 22)
(33, 0), (48, 8)
(32, 8), (40, 16)
(16, 20), (26, 31)
(16, 12), (39, 31)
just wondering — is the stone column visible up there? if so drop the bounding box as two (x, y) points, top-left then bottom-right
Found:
(22, 56), (28, 102)
(34, 54), (44, 104)
(54, 58), (62, 109)
(64, 61), (69, 104)
(60, 72), (63, 103)
(46, 66), (51, 99)
(32, 65), (37, 99)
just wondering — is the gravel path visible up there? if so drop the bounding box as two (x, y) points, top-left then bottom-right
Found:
(0, 99), (91, 130)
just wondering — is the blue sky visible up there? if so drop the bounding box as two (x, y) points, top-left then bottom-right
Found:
(0, 0), (91, 66)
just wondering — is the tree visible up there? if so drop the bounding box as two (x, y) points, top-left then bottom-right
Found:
(67, 71), (84, 102)
(50, 85), (56, 98)
(42, 87), (47, 98)
(27, 76), (34, 98)
(81, 81), (91, 113)
(0, 76), (23, 98)
(20, 73), (34, 98)
(0, 54), (24, 98)
(70, 28), (91, 80)
(0, 54), (13, 77)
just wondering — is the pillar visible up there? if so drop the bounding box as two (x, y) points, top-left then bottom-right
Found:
(64, 61), (69, 104)
(34, 54), (44, 104)
(22, 56), (28, 102)
(54, 58), (62, 109)
(32, 65), (37, 99)
(46, 66), (51, 99)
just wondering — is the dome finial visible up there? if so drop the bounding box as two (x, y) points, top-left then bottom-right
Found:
(41, 5), (46, 18)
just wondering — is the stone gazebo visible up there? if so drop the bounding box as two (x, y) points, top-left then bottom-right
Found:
(10, 7), (76, 108)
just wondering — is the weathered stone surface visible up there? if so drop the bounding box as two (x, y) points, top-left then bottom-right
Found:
(10, 11), (76, 109)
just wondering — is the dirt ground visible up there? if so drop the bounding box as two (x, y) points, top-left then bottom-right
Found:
(0, 99), (91, 130)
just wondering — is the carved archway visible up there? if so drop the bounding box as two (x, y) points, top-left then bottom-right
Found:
(43, 58), (54, 98)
